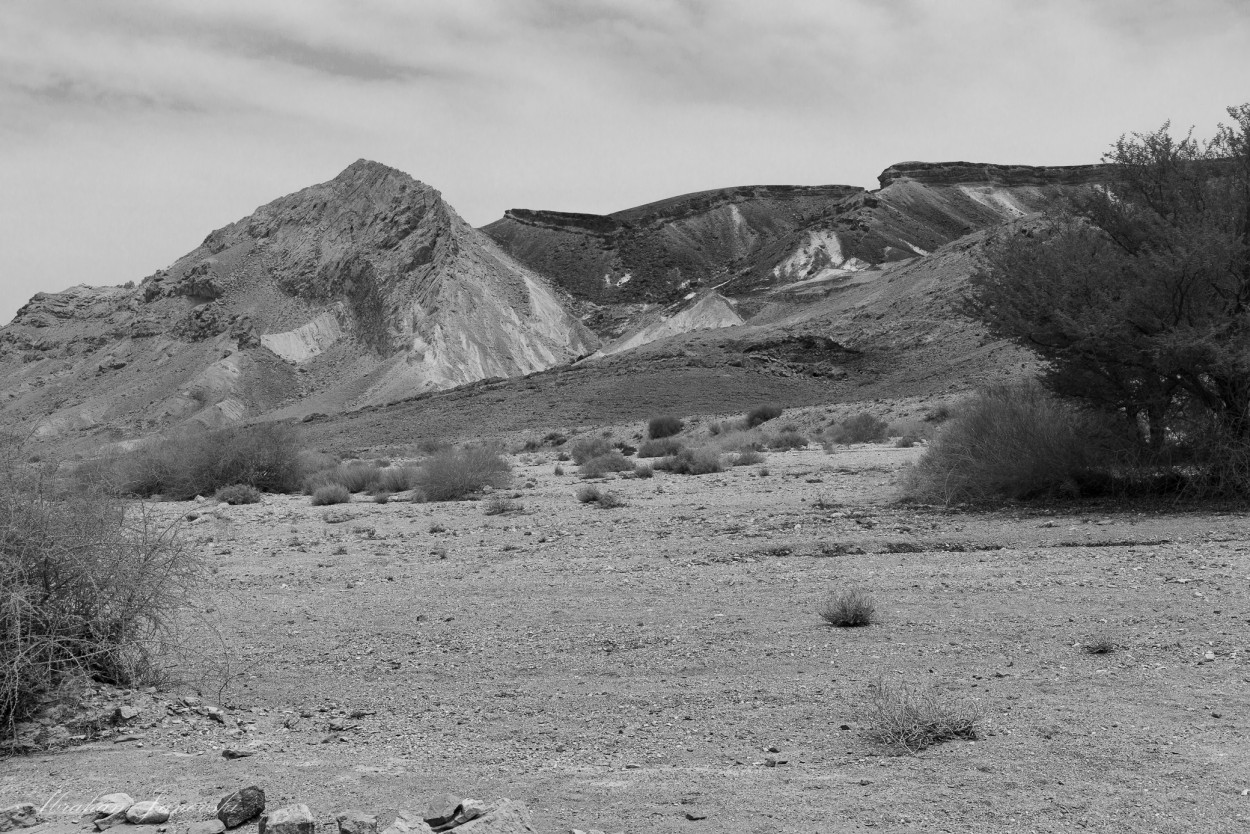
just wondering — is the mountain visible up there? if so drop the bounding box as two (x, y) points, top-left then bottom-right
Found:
(0, 160), (596, 441)
(483, 161), (1109, 314)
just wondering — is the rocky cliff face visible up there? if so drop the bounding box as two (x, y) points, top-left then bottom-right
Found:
(0, 161), (596, 440)
(483, 162), (1110, 311)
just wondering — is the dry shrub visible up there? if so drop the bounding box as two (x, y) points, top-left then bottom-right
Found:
(818, 589), (875, 627)
(765, 429), (808, 451)
(828, 413), (889, 445)
(375, 465), (422, 494)
(579, 450), (634, 479)
(638, 437), (683, 458)
(575, 485), (626, 508)
(213, 484), (261, 505)
(483, 496), (522, 516)
(861, 678), (982, 755)
(901, 382), (1112, 503)
(1, 454), (203, 738)
(418, 444), (511, 501)
(569, 435), (614, 465)
(311, 484), (351, 506)
(647, 415), (684, 440)
(633, 464), (654, 479)
(657, 448), (723, 475)
(746, 405), (784, 428)
(117, 423), (304, 499)
(733, 450), (765, 466)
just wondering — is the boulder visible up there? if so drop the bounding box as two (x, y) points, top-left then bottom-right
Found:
(217, 786), (266, 828)
(0, 804), (38, 832)
(336, 810), (377, 834)
(259, 805), (316, 834)
(91, 795), (135, 819)
(126, 801), (171, 825)
(190, 820), (228, 834)
(451, 801), (536, 834)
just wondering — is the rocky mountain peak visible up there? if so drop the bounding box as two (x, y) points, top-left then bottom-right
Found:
(877, 160), (1111, 189)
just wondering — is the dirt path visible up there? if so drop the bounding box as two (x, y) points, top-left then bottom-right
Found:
(5, 445), (1249, 833)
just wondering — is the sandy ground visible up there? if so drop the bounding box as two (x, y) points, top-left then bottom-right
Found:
(4, 443), (1249, 833)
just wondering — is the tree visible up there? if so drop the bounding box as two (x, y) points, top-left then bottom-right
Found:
(969, 105), (1250, 460)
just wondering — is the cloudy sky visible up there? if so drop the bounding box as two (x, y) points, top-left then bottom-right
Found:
(2, 0), (1248, 324)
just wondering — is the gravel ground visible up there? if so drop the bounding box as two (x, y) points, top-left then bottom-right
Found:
(4, 444), (1249, 833)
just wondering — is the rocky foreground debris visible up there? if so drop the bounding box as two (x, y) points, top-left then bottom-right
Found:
(1, 790), (545, 834)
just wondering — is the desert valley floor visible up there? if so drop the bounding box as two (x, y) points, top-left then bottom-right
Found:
(3, 437), (1249, 834)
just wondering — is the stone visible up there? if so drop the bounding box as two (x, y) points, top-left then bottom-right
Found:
(190, 821), (228, 834)
(451, 801), (537, 834)
(94, 811), (127, 831)
(259, 805), (316, 834)
(217, 786), (266, 829)
(383, 811), (434, 834)
(222, 748), (256, 760)
(0, 804), (39, 832)
(127, 802), (171, 825)
(336, 810), (378, 834)
(423, 797), (461, 830)
(91, 795), (135, 819)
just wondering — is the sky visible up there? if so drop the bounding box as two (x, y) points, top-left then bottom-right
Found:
(2, 0), (1249, 325)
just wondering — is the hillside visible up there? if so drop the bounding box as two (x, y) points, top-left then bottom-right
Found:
(0, 161), (596, 442)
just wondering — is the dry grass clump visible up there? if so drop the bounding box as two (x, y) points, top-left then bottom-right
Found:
(638, 437), (683, 458)
(746, 404), (784, 428)
(579, 450), (634, 479)
(647, 415), (685, 439)
(656, 447), (723, 475)
(311, 484), (351, 506)
(633, 463), (654, 479)
(569, 435), (615, 465)
(374, 465), (422, 494)
(818, 589), (875, 627)
(116, 423), (305, 500)
(575, 485), (626, 508)
(861, 678), (982, 754)
(765, 429), (808, 451)
(213, 484), (261, 505)
(733, 449), (765, 466)
(827, 412), (889, 445)
(901, 382), (1113, 503)
(1082, 632), (1118, 654)
(1, 452), (203, 737)
(418, 445), (511, 501)
(482, 496), (523, 516)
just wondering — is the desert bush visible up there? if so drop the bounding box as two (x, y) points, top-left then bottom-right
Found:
(901, 382), (1114, 503)
(894, 434), (921, 448)
(543, 431), (568, 447)
(765, 430), (809, 451)
(415, 438), (452, 455)
(828, 413), (889, 445)
(375, 465), (421, 494)
(746, 405), (784, 428)
(733, 450), (765, 466)
(647, 415), (684, 440)
(418, 444), (511, 502)
(633, 464), (654, 479)
(579, 451), (634, 479)
(311, 484), (351, 505)
(118, 423), (304, 500)
(1, 455), (203, 735)
(553, 464), (565, 476)
(329, 461), (383, 493)
(860, 678), (982, 755)
(575, 485), (626, 508)
(569, 435), (614, 465)
(372, 492), (391, 504)
(657, 448), (723, 476)
(818, 589), (875, 627)
(638, 437), (683, 458)
(1082, 633), (1118, 654)
(213, 484), (261, 505)
(483, 496), (522, 516)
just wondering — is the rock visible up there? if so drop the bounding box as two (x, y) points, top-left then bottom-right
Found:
(0, 804), (39, 831)
(217, 786), (266, 828)
(684, 811), (708, 821)
(92, 795), (135, 819)
(336, 810), (378, 834)
(423, 797), (461, 830)
(222, 748), (256, 760)
(95, 811), (129, 831)
(1203, 651), (1216, 662)
(116, 705), (143, 722)
(127, 802), (171, 825)
(259, 805), (316, 834)
(190, 821), (227, 834)
(450, 801), (537, 834)
(380, 811), (433, 834)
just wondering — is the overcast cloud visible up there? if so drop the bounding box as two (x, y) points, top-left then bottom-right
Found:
(2, 0), (1248, 323)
